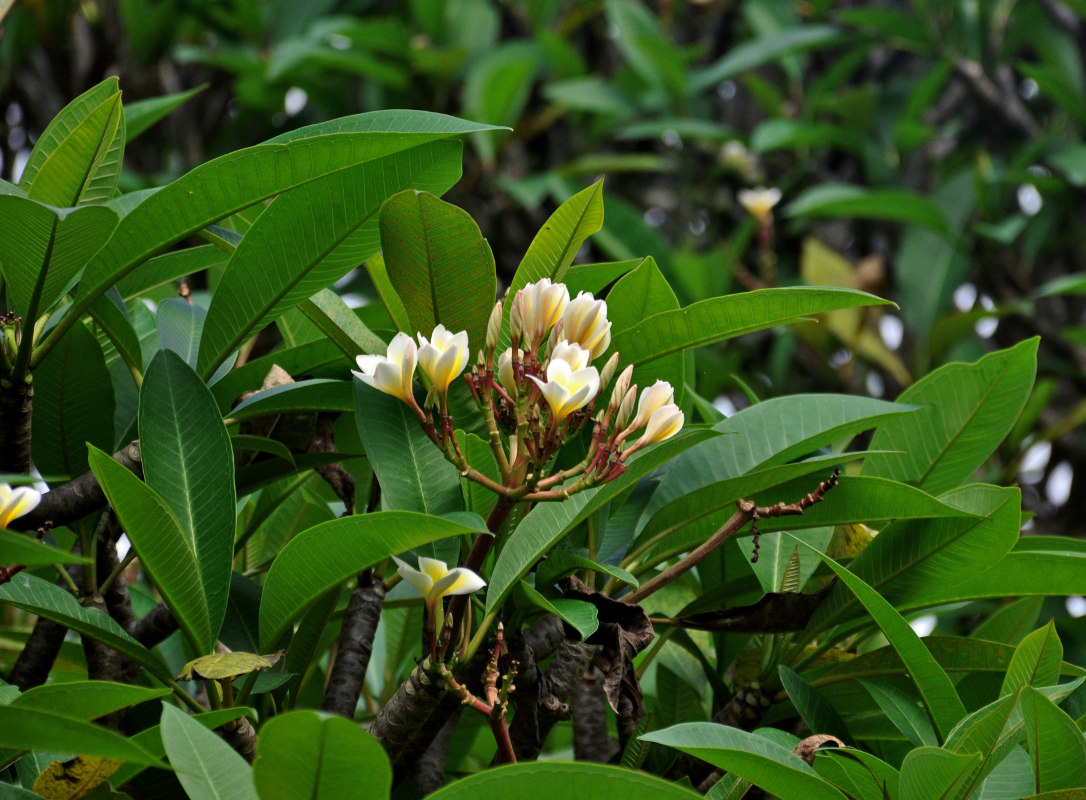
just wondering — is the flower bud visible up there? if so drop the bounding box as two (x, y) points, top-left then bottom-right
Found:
(614, 385), (638, 431)
(598, 352), (621, 392)
(606, 364), (634, 416)
(485, 301), (502, 355)
(497, 348), (516, 396)
(509, 293), (524, 349)
(629, 380), (676, 431)
(639, 403), (684, 445)
(562, 291), (612, 359)
(519, 278), (569, 348)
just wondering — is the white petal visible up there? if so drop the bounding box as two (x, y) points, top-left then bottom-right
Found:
(431, 567), (486, 599)
(394, 556), (434, 596)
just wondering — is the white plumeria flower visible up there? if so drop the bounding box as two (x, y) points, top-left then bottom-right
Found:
(737, 187), (782, 221)
(353, 332), (417, 404)
(549, 340), (591, 373)
(393, 556), (486, 612)
(497, 348), (516, 396)
(417, 325), (470, 394)
(527, 358), (600, 423)
(518, 279), (569, 347)
(629, 380), (676, 431)
(0, 483), (41, 528)
(640, 403), (684, 445)
(562, 291), (612, 359)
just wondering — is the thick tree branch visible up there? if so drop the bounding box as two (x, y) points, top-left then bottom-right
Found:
(0, 377), (33, 474)
(321, 574), (385, 717)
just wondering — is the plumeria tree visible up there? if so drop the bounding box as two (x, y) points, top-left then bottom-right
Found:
(0, 78), (1077, 800)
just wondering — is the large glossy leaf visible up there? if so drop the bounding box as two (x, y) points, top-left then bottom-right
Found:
(608, 287), (894, 373)
(779, 665), (849, 741)
(89, 445), (215, 653)
(22, 78), (123, 206)
(0, 706), (161, 765)
(124, 85), (205, 140)
(380, 190), (497, 355)
(794, 538), (967, 741)
(36, 112), (499, 369)
(298, 289), (385, 360)
(427, 762), (703, 799)
(252, 711), (391, 800)
(859, 678), (938, 747)
(0, 573), (168, 679)
(228, 379), (354, 423)
(0, 197), (118, 322)
(160, 703), (258, 800)
(13, 682), (170, 721)
(506, 178), (605, 301)
(641, 723), (847, 800)
(259, 512), (480, 648)
(943, 693), (1022, 798)
(1021, 687), (1086, 793)
(157, 298), (208, 369)
(606, 256), (684, 405)
(812, 749), (900, 800)
(353, 381), (463, 515)
(197, 140), (463, 377)
(0, 529), (91, 565)
(1002, 621), (1063, 697)
(898, 747), (981, 800)
(810, 485), (1021, 630)
(31, 319), (114, 479)
(117, 245), (228, 299)
(636, 394), (914, 541)
(138, 349), (236, 651)
(485, 428), (717, 615)
(864, 339), (1038, 496)
(785, 185), (951, 234)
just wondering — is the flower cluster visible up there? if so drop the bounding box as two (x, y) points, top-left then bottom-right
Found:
(353, 279), (684, 503)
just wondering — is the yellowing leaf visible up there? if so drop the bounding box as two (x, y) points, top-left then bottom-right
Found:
(179, 650), (284, 681)
(34, 755), (122, 799)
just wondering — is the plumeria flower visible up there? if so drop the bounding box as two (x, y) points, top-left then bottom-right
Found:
(497, 348), (516, 396)
(629, 380), (676, 432)
(518, 279), (569, 348)
(353, 332), (417, 404)
(639, 403), (684, 445)
(527, 358), (600, 423)
(393, 556), (486, 615)
(562, 292), (612, 359)
(549, 340), (591, 373)
(737, 187), (782, 222)
(0, 483), (41, 529)
(417, 325), (470, 395)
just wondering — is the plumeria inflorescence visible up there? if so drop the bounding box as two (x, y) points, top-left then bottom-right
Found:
(353, 279), (684, 505)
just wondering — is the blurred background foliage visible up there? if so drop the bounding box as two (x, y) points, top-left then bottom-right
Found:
(3, 0), (1084, 616)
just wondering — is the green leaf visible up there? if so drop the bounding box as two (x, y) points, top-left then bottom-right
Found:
(156, 298), (208, 369)
(779, 665), (849, 741)
(228, 379), (353, 423)
(1002, 621), (1064, 697)
(0, 198), (119, 323)
(22, 78), (123, 207)
(859, 678), (938, 747)
(252, 711), (391, 800)
(380, 190), (497, 355)
(12, 681), (170, 721)
(462, 41), (538, 163)
(609, 287), (894, 372)
(640, 723), (848, 800)
(0, 573), (168, 680)
(563, 259), (643, 296)
(259, 511), (479, 648)
(812, 749), (900, 800)
(196, 140), (463, 378)
(138, 349), (236, 651)
(973, 596), (1045, 646)
(364, 252), (413, 333)
(30, 320), (113, 479)
(40, 113), (495, 370)
(793, 537), (967, 741)
(117, 245), (228, 299)
(606, 256), (684, 405)
(485, 428), (716, 615)
(298, 289), (385, 360)
(180, 651), (282, 680)
(353, 381), (462, 515)
(1020, 687), (1086, 793)
(0, 529), (91, 565)
(785, 184), (951, 235)
(515, 582), (598, 640)
(506, 178), (605, 301)
(0, 705), (161, 765)
(898, 747), (981, 800)
(692, 25), (847, 91)
(863, 340), (1038, 496)
(428, 762), (704, 799)
(943, 693), (1022, 798)
(124, 85), (206, 140)
(160, 703), (257, 800)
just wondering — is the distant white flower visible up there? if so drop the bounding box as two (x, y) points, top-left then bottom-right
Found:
(737, 187), (782, 221)
(0, 483), (41, 528)
(393, 556), (486, 613)
(417, 325), (470, 394)
(353, 332), (417, 403)
(527, 358), (600, 422)
(562, 292), (612, 359)
(518, 279), (569, 348)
